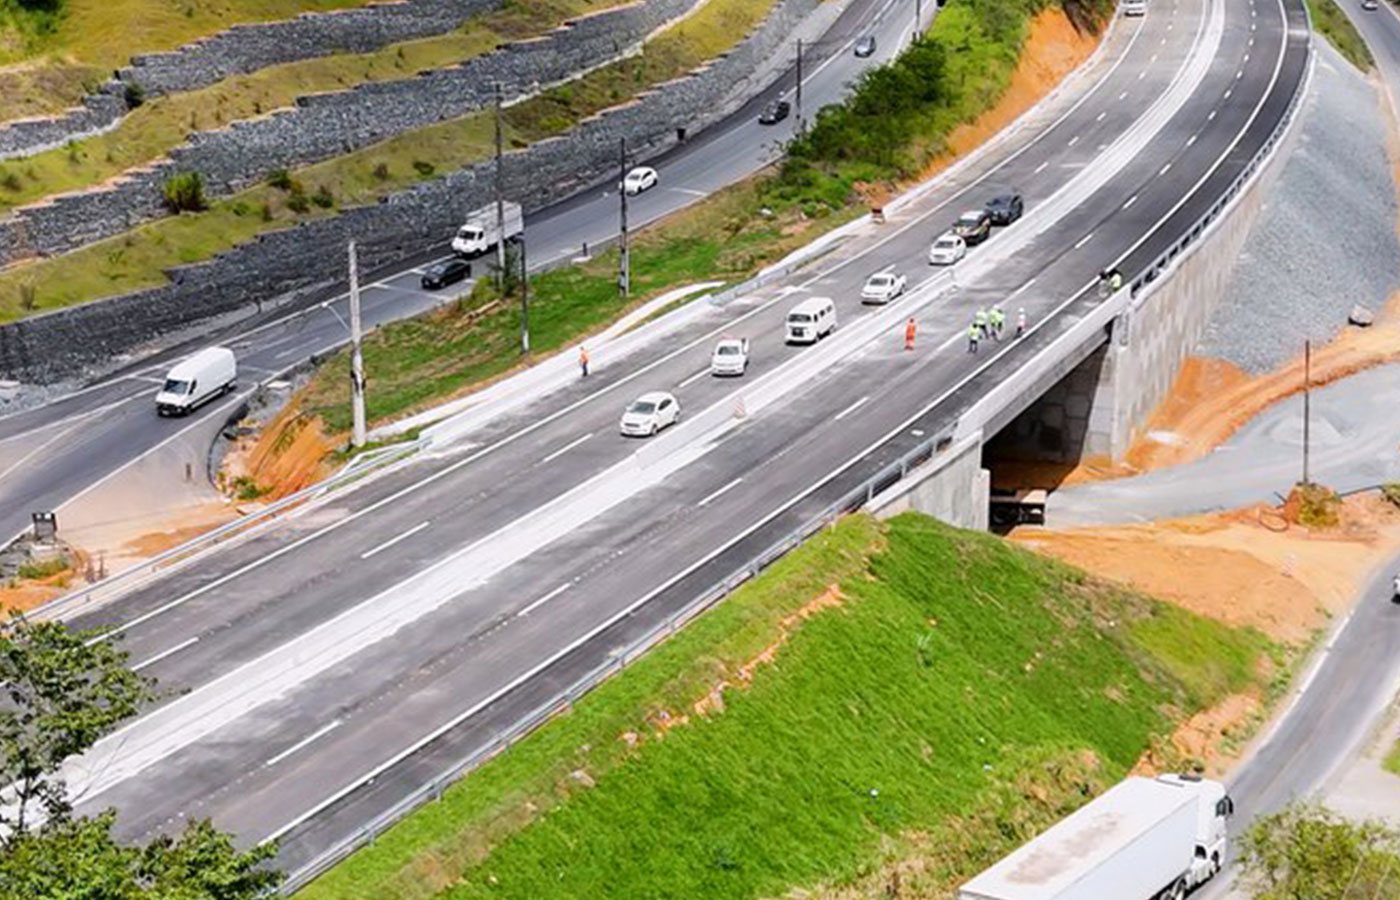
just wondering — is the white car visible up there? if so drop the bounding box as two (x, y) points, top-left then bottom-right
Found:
(619, 391), (680, 436)
(710, 337), (750, 376)
(622, 166), (659, 195)
(927, 232), (966, 266)
(1122, 0), (1147, 14)
(860, 270), (907, 304)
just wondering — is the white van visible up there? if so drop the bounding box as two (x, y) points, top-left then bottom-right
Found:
(786, 297), (836, 344)
(155, 346), (237, 416)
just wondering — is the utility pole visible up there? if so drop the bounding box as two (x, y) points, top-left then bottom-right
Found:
(618, 137), (630, 298)
(1301, 339), (1311, 486)
(348, 240), (367, 449)
(915, 0), (922, 41)
(795, 39), (804, 132)
(519, 231), (530, 353)
(494, 81), (506, 294)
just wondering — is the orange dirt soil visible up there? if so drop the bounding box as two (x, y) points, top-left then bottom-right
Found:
(921, 8), (1100, 186)
(222, 400), (337, 501)
(0, 559), (80, 615)
(1016, 493), (1400, 774)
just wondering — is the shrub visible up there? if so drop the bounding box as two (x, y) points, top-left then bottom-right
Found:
(162, 171), (207, 212)
(230, 201), (250, 217)
(412, 159), (435, 176)
(1383, 483), (1400, 509)
(231, 477), (270, 501)
(0, 170), (19, 192)
(123, 80), (145, 109)
(17, 556), (69, 581)
(267, 168), (294, 191)
(312, 185), (335, 208)
(1293, 482), (1341, 529)
(17, 282), (37, 311)
(286, 187), (310, 213)
(371, 162), (390, 181)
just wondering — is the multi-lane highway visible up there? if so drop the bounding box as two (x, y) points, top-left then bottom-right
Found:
(20, 0), (1307, 880)
(0, 0), (919, 545)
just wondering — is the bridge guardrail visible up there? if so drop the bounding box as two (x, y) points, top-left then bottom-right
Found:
(281, 16), (1314, 892)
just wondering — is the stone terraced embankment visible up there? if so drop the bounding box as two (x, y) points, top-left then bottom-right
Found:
(0, 0), (698, 267)
(0, 0), (821, 383)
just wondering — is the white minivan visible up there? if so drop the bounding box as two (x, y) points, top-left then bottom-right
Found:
(786, 297), (836, 344)
(155, 346), (237, 416)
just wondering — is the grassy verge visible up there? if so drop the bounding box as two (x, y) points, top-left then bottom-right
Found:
(0, 0), (785, 322)
(1306, 0), (1374, 71)
(0, 0), (634, 211)
(300, 513), (1272, 900)
(300, 180), (849, 431)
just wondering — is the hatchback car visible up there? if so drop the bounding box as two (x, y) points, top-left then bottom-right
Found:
(952, 209), (993, 245)
(710, 337), (750, 376)
(622, 166), (659, 195)
(1363, 0), (1378, 9)
(421, 258), (471, 289)
(985, 193), (1024, 225)
(927, 232), (966, 266)
(758, 100), (791, 125)
(620, 391), (680, 436)
(854, 35), (877, 57)
(861, 270), (908, 304)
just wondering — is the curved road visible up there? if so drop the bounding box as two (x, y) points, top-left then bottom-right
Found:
(15, 0), (1307, 880)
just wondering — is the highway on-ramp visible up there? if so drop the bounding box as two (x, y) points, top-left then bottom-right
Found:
(0, 0), (915, 546)
(22, 0), (1309, 879)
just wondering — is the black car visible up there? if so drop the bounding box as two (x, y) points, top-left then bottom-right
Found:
(985, 193), (1024, 225)
(854, 35), (877, 57)
(421, 258), (471, 289)
(952, 208), (993, 245)
(758, 99), (791, 125)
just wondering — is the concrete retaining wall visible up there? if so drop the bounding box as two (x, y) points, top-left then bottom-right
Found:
(0, 0), (700, 266)
(868, 434), (990, 531)
(0, 0), (820, 383)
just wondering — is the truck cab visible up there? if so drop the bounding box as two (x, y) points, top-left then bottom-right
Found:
(1158, 773), (1232, 886)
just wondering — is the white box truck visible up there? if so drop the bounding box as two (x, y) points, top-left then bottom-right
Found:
(958, 774), (1233, 900)
(155, 346), (237, 416)
(451, 201), (523, 257)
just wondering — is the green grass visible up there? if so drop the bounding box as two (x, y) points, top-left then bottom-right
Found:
(1384, 732), (1400, 778)
(15, 555), (70, 580)
(0, 0), (785, 322)
(299, 513), (1272, 900)
(1306, 0), (1374, 70)
(298, 179), (853, 432)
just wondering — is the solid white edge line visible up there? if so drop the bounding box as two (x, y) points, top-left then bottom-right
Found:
(517, 583), (572, 618)
(265, 720), (343, 769)
(359, 521), (431, 561)
(264, 0), (1287, 841)
(540, 432), (594, 465)
(132, 637), (200, 673)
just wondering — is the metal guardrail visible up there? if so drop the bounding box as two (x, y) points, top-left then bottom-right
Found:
(281, 21), (1315, 893)
(35, 438), (426, 623)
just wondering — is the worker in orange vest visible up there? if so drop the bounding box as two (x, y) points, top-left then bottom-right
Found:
(579, 345), (590, 377)
(904, 317), (917, 351)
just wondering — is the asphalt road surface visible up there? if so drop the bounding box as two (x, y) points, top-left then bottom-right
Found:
(0, 0), (915, 545)
(26, 0), (1310, 879)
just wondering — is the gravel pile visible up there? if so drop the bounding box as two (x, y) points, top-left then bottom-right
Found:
(1198, 43), (1400, 373)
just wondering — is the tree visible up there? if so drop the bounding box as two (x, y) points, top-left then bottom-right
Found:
(0, 616), (282, 898)
(1237, 803), (1400, 899)
(0, 616), (153, 838)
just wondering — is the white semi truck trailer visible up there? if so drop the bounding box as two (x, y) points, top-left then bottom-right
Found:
(959, 774), (1234, 900)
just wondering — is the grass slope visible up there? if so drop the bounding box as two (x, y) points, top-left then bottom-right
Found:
(0, 0), (782, 323)
(302, 513), (1270, 900)
(1306, 0), (1374, 71)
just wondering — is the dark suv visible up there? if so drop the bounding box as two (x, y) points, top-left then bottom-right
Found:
(952, 209), (993, 245)
(758, 100), (791, 125)
(985, 193), (1024, 225)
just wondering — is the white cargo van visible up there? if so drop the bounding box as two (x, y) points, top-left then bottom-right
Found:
(155, 347), (237, 416)
(452, 201), (524, 257)
(786, 297), (836, 344)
